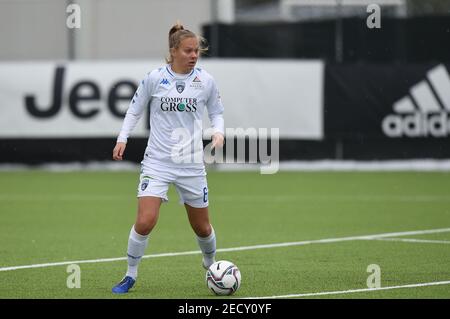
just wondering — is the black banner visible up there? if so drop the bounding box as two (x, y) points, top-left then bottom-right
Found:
(324, 63), (450, 139)
(203, 17), (450, 63)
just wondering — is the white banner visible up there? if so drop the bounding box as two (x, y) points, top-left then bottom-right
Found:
(0, 60), (323, 139)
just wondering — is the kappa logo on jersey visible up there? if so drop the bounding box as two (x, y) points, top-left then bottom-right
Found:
(382, 64), (450, 138)
(160, 78), (170, 85)
(176, 81), (185, 93)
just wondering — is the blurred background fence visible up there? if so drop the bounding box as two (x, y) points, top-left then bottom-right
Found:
(1, 0), (449, 165)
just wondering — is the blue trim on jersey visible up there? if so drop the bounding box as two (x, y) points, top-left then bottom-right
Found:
(166, 66), (174, 77)
(166, 65), (196, 78)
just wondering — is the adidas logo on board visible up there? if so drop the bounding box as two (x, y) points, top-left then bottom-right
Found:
(382, 64), (450, 138)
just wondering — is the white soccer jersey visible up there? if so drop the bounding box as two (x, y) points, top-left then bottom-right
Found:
(117, 64), (224, 171)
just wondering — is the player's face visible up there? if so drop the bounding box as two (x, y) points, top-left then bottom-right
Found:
(172, 37), (199, 73)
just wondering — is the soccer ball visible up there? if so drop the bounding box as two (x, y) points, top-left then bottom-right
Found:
(206, 260), (241, 296)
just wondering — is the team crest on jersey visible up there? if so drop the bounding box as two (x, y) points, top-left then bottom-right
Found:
(141, 178), (149, 191)
(176, 81), (185, 93)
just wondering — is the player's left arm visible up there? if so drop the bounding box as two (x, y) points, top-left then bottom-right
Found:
(206, 78), (225, 149)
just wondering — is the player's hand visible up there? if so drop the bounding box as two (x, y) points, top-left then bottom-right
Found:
(112, 142), (126, 161)
(211, 133), (224, 150)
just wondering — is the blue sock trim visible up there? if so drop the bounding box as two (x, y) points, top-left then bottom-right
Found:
(127, 253), (142, 260)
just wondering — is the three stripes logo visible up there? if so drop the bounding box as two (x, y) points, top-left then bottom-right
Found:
(382, 64), (450, 138)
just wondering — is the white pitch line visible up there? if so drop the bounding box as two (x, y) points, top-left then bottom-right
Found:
(2, 194), (450, 202)
(242, 280), (450, 299)
(215, 194), (450, 203)
(1, 227), (450, 272)
(368, 237), (450, 245)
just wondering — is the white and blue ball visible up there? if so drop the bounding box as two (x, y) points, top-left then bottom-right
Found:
(206, 260), (241, 296)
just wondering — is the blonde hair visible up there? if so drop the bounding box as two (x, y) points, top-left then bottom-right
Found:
(166, 22), (208, 64)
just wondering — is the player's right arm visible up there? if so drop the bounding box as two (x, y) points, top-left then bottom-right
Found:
(112, 142), (126, 161)
(113, 72), (154, 161)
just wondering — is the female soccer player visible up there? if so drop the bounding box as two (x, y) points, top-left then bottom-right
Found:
(111, 23), (224, 294)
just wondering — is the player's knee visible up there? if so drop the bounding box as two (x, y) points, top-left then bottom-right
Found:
(194, 223), (212, 238)
(135, 220), (155, 235)
(136, 213), (158, 234)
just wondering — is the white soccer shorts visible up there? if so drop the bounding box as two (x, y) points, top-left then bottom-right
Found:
(137, 168), (209, 208)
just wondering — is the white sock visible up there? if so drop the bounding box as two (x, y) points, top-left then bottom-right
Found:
(197, 226), (216, 268)
(126, 225), (149, 280)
